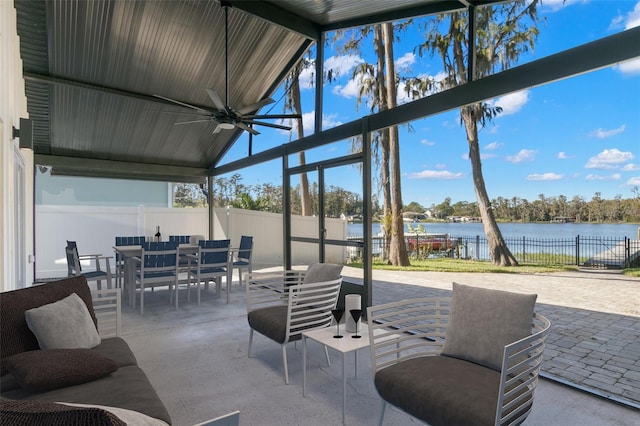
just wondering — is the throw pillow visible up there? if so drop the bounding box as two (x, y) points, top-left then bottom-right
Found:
(0, 397), (126, 426)
(4, 349), (118, 392)
(302, 263), (343, 284)
(441, 282), (537, 371)
(24, 292), (101, 350)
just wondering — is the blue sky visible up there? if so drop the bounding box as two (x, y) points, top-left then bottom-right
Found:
(221, 0), (640, 208)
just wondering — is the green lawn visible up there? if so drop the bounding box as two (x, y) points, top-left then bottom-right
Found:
(349, 258), (579, 274)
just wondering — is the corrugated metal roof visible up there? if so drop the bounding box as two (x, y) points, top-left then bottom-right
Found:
(15, 0), (476, 181)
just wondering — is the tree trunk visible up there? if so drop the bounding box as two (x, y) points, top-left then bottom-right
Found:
(291, 71), (312, 216)
(374, 25), (392, 260)
(462, 105), (518, 266)
(382, 22), (409, 266)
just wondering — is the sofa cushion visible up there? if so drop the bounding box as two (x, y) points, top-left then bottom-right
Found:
(302, 263), (343, 284)
(25, 293), (101, 350)
(0, 397), (126, 426)
(2, 366), (172, 425)
(441, 282), (537, 371)
(92, 337), (138, 368)
(375, 355), (503, 426)
(0, 277), (97, 375)
(4, 349), (118, 392)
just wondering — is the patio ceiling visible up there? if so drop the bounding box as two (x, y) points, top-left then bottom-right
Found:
(15, 0), (481, 183)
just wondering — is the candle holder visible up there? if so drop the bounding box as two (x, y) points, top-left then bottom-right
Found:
(332, 309), (344, 338)
(349, 309), (363, 338)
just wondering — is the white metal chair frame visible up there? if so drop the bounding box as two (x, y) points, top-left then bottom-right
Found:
(132, 244), (179, 315)
(91, 287), (122, 338)
(186, 242), (232, 305)
(66, 245), (113, 291)
(232, 236), (253, 287)
(367, 297), (551, 426)
(247, 270), (342, 384)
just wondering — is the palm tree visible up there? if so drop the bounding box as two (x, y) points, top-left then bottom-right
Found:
(412, 1), (541, 266)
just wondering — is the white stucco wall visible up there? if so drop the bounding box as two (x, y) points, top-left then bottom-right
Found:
(1, 2), (33, 291)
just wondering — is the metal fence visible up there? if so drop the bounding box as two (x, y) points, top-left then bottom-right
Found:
(348, 234), (640, 269)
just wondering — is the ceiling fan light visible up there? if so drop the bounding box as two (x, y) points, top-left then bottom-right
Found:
(218, 122), (235, 130)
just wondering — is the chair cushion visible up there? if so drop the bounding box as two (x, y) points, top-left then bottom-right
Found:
(3, 349), (118, 392)
(375, 355), (502, 426)
(248, 306), (290, 344)
(82, 270), (109, 280)
(302, 263), (343, 284)
(441, 282), (537, 371)
(24, 293), (101, 350)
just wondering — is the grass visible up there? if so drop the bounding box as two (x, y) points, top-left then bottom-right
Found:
(348, 258), (579, 274)
(623, 268), (640, 277)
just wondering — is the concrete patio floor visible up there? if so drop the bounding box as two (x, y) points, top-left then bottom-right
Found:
(120, 268), (639, 425)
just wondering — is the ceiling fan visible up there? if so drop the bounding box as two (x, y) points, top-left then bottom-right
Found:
(154, 2), (300, 135)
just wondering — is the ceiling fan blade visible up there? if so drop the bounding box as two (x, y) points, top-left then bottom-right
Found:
(174, 119), (212, 125)
(153, 95), (209, 113)
(206, 89), (227, 112)
(236, 97), (275, 116)
(235, 122), (260, 135)
(243, 114), (302, 120)
(243, 120), (292, 131)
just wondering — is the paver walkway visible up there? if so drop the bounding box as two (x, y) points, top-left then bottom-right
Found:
(340, 266), (640, 409)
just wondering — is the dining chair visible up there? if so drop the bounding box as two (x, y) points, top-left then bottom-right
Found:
(65, 240), (113, 291)
(114, 236), (145, 290)
(246, 263), (343, 384)
(367, 283), (551, 426)
(187, 239), (231, 304)
(169, 235), (191, 244)
(133, 241), (179, 315)
(232, 235), (253, 287)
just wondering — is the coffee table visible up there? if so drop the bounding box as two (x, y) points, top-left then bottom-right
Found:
(302, 323), (371, 425)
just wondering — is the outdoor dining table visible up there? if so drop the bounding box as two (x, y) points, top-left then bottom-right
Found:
(113, 244), (199, 308)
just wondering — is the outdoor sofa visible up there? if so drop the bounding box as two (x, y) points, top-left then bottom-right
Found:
(0, 276), (172, 425)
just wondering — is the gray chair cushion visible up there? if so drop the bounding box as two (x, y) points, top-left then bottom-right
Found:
(248, 306), (291, 344)
(441, 282), (537, 371)
(302, 263), (343, 284)
(375, 355), (503, 426)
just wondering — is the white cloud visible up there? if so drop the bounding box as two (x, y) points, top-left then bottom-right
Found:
(623, 163), (640, 171)
(616, 58), (640, 75)
(461, 152), (496, 161)
(420, 139), (436, 146)
(490, 90), (530, 116)
(585, 173), (621, 181)
(485, 141), (503, 150)
(626, 176), (640, 186)
(541, 0), (583, 12)
(526, 173), (564, 181)
(407, 170), (465, 179)
(557, 152), (568, 159)
(585, 148), (635, 169)
(297, 61), (316, 90)
(278, 111), (342, 136)
(324, 54), (363, 79)
(395, 52), (415, 72)
(588, 124), (626, 139)
(624, 2), (640, 29)
(506, 149), (537, 163)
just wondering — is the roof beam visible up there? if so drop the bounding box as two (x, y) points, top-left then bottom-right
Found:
(35, 155), (210, 181)
(228, 1), (321, 40)
(213, 26), (640, 176)
(23, 72), (214, 111)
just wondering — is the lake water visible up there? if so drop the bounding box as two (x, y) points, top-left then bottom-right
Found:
(347, 222), (640, 240)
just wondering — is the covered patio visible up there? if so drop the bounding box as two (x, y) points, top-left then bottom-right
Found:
(122, 267), (639, 424)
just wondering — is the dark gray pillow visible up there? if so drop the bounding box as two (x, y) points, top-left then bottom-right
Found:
(441, 282), (537, 371)
(4, 349), (118, 392)
(302, 263), (343, 284)
(24, 292), (101, 350)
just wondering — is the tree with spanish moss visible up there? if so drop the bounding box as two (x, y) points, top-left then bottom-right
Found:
(410, 1), (541, 266)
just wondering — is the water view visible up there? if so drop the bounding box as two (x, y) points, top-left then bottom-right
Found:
(348, 222), (640, 240)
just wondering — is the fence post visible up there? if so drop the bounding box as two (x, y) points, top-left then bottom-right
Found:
(522, 236), (526, 263)
(576, 235), (580, 266)
(475, 235), (480, 260)
(625, 237), (630, 268)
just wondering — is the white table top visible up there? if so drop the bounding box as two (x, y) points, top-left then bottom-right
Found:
(303, 323), (371, 353)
